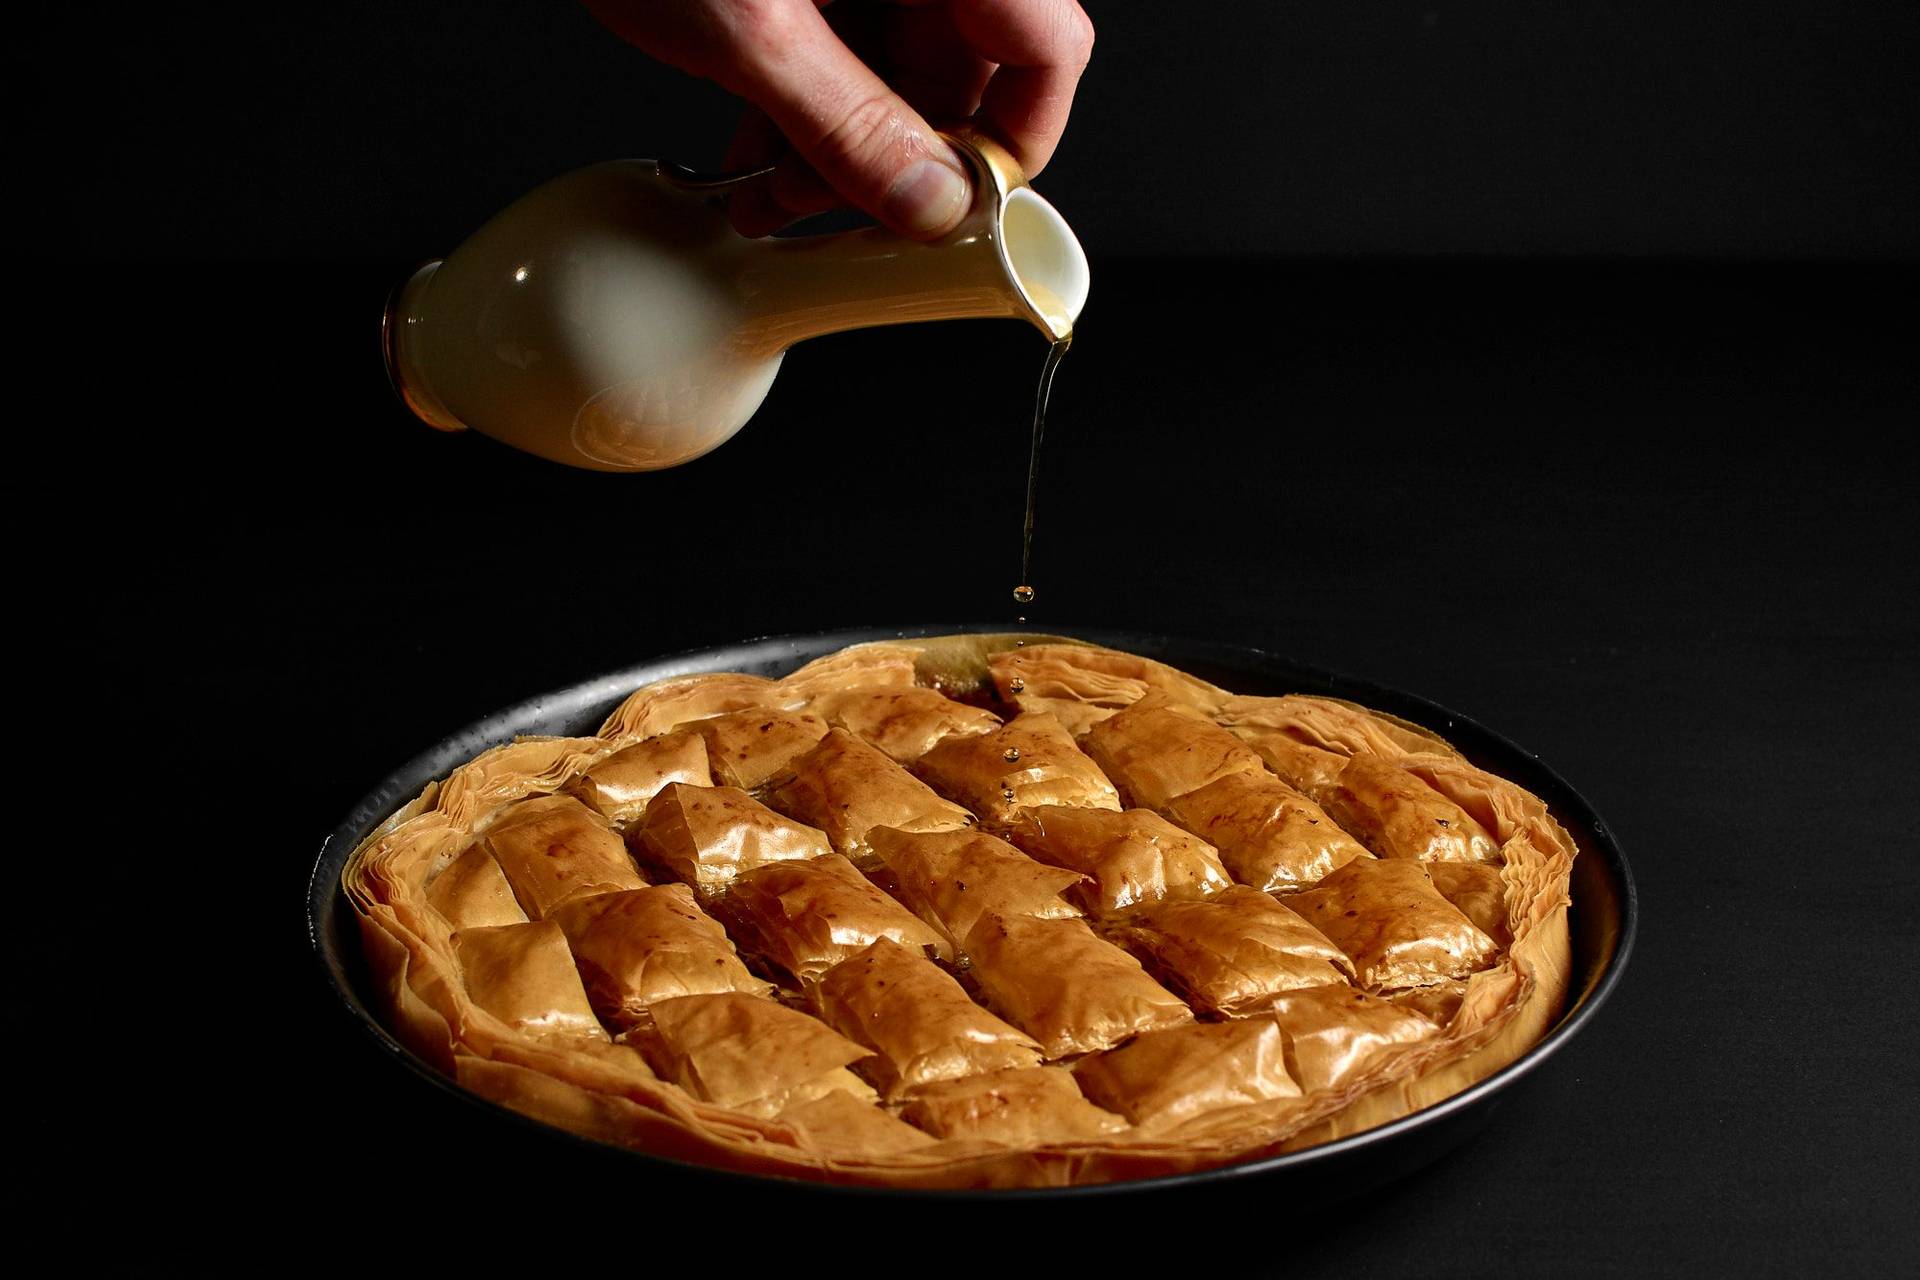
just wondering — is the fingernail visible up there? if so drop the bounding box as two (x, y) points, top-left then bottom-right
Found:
(884, 158), (970, 237)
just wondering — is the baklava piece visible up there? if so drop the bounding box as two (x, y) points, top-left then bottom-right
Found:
(1265, 985), (1438, 1093)
(453, 920), (606, 1040)
(1160, 771), (1372, 891)
(726, 854), (946, 983)
(1079, 693), (1268, 810)
(912, 711), (1120, 826)
(1284, 858), (1499, 991)
(1315, 753), (1501, 863)
(688, 708), (830, 790)
(1005, 804), (1233, 916)
(631, 782), (831, 894)
(1074, 1018), (1300, 1130)
(564, 730), (711, 826)
(899, 1067), (1128, 1145)
(1106, 886), (1353, 1016)
(808, 686), (1001, 762)
(548, 883), (770, 1028)
(634, 992), (875, 1117)
(477, 793), (648, 918)
(866, 826), (1084, 956)
(963, 913), (1192, 1059)
(766, 729), (975, 866)
(812, 938), (1044, 1099)
(425, 842), (529, 930)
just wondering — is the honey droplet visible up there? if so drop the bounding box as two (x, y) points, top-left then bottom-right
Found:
(1003, 747), (1021, 763)
(1009, 677), (1026, 693)
(1000, 788), (1016, 802)
(1013, 585), (1035, 605)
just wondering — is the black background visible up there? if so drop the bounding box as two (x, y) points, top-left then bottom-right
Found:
(38, 2), (1919, 1272)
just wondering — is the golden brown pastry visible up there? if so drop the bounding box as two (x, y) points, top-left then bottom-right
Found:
(689, 708), (830, 790)
(1234, 730), (1352, 796)
(1079, 693), (1268, 811)
(1285, 858), (1499, 991)
(912, 712), (1120, 827)
(777, 1090), (939, 1156)
(963, 912), (1193, 1058)
(765, 729), (974, 866)
(344, 635), (1579, 1189)
(631, 782), (832, 893)
(453, 920), (606, 1040)
(988, 644), (1227, 736)
(899, 1067), (1127, 1145)
(1427, 861), (1512, 946)
(1316, 753), (1501, 863)
(1160, 771), (1372, 891)
(1265, 985), (1438, 1092)
(1074, 1019), (1300, 1130)
(807, 686), (1001, 762)
(564, 730), (710, 826)
(547, 884), (770, 1027)
(633, 992), (875, 1117)
(1004, 804), (1232, 916)
(425, 843), (528, 930)
(867, 826), (1084, 956)
(812, 938), (1043, 1099)
(725, 854), (945, 983)
(477, 793), (648, 918)
(1387, 980), (1469, 1027)
(1105, 885), (1353, 1016)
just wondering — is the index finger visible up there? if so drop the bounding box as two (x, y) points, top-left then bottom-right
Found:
(947, 0), (1095, 175)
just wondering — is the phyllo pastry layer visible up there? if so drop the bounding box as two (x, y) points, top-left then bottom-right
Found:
(453, 920), (606, 1040)
(426, 842), (528, 930)
(1265, 985), (1438, 1093)
(777, 1090), (938, 1156)
(1005, 804), (1232, 916)
(478, 794), (648, 918)
(631, 782), (831, 893)
(726, 854), (945, 983)
(812, 938), (1043, 1099)
(548, 883), (770, 1027)
(633, 992), (874, 1117)
(1284, 859), (1499, 991)
(867, 826), (1084, 956)
(1079, 694), (1268, 811)
(1105, 885), (1353, 1016)
(1315, 753), (1501, 864)
(564, 731), (711, 826)
(1160, 771), (1372, 891)
(912, 711), (1120, 826)
(689, 708), (830, 790)
(1074, 1018), (1300, 1130)
(808, 686), (1001, 762)
(899, 1067), (1127, 1145)
(963, 913), (1193, 1058)
(766, 729), (975, 866)
(1426, 861), (1512, 946)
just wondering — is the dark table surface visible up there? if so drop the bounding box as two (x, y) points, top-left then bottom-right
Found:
(87, 257), (1916, 1271)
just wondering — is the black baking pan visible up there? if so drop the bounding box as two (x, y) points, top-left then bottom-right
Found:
(305, 624), (1636, 1202)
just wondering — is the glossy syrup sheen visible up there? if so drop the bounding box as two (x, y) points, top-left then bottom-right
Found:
(1016, 333), (1072, 613)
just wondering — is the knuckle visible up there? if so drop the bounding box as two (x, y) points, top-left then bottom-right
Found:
(813, 92), (910, 173)
(723, 0), (799, 50)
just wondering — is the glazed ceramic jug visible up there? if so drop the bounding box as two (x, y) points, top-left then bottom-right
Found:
(382, 129), (1089, 471)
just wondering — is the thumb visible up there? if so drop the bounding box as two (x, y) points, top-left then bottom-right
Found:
(727, 4), (973, 239)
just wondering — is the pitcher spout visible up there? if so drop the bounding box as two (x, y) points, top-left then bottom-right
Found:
(733, 129), (1089, 352)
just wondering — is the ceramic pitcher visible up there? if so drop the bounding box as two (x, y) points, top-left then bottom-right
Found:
(382, 129), (1089, 472)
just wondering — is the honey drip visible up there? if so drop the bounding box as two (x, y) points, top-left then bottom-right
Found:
(1016, 334), (1071, 615)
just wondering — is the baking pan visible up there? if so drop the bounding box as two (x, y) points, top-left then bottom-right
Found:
(305, 624), (1636, 1201)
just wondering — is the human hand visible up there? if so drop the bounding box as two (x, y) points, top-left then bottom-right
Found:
(583, 1), (1094, 239)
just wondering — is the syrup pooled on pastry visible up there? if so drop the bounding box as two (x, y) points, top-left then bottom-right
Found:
(1015, 334), (1071, 614)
